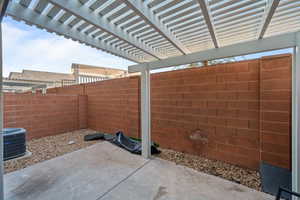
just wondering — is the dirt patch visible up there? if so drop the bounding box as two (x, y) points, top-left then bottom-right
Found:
(4, 129), (100, 174)
(155, 149), (261, 191)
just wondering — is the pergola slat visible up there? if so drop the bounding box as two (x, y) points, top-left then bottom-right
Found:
(123, 0), (191, 55)
(19, 0), (32, 8)
(34, 0), (49, 14)
(48, 0), (162, 60)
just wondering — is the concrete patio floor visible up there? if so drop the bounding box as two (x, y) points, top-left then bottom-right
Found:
(4, 142), (273, 200)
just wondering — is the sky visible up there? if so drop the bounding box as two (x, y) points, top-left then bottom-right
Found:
(2, 16), (293, 77)
(2, 17), (135, 77)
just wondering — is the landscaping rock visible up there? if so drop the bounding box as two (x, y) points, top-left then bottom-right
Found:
(4, 129), (100, 174)
(155, 148), (261, 191)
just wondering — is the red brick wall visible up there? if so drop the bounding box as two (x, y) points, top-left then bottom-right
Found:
(4, 93), (87, 140)
(260, 54), (292, 169)
(47, 84), (85, 95)
(151, 60), (261, 169)
(85, 76), (140, 138)
(78, 95), (88, 129)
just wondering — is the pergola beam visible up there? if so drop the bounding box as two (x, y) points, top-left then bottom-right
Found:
(258, 0), (280, 39)
(195, 0), (219, 48)
(123, 0), (190, 55)
(129, 31), (300, 72)
(6, 1), (140, 63)
(48, 0), (161, 60)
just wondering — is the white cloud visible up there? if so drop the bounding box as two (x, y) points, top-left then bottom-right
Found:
(2, 18), (135, 77)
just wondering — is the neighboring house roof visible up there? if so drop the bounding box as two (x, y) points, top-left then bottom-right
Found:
(72, 63), (127, 77)
(7, 64), (128, 87)
(8, 72), (23, 80)
(9, 70), (75, 82)
(6, 64), (128, 93)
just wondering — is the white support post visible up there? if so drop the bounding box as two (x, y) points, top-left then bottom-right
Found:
(0, 24), (4, 200)
(292, 36), (300, 197)
(141, 67), (151, 159)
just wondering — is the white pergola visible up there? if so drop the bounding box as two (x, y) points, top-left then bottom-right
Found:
(0, 0), (300, 199)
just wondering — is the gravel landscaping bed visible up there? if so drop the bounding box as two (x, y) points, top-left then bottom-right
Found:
(156, 149), (261, 191)
(5, 129), (261, 191)
(4, 129), (100, 174)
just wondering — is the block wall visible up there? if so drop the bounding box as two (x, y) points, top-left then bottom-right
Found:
(47, 84), (85, 95)
(39, 54), (292, 170)
(151, 60), (261, 169)
(78, 95), (88, 129)
(260, 54), (292, 169)
(4, 93), (87, 140)
(85, 76), (140, 138)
